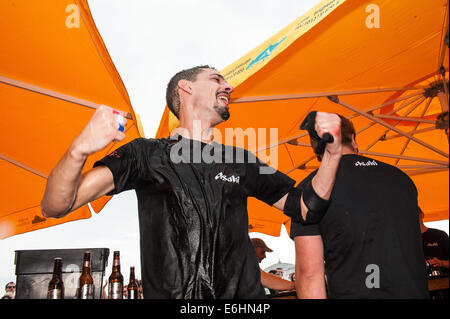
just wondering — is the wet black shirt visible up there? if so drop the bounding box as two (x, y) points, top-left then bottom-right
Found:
(95, 136), (295, 298)
(290, 154), (429, 299)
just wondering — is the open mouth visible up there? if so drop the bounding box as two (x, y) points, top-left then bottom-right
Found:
(216, 92), (230, 105)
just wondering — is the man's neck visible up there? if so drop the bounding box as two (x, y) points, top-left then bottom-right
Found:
(341, 146), (357, 155)
(173, 119), (216, 144)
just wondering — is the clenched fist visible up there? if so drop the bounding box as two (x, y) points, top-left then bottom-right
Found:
(315, 112), (342, 157)
(72, 105), (128, 157)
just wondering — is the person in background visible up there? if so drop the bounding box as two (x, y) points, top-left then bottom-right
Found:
(251, 238), (295, 294)
(419, 207), (448, 299)
(4, 282), (15, 299)
(419, 207), (449, 274)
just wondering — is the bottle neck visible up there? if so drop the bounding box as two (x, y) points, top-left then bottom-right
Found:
(53, 260), (63, 279)
(112, 257), (121, 272)
(82, 260), (91, 274)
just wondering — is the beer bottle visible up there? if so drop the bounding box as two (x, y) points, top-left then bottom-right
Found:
(79, 252), (94, 299)
(47, 257), (64, 299)
(108, 251), (123, 299)
(127, 266), (138, 299)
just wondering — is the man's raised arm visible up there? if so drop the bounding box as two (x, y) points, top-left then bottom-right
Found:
(273, 112), (342, 223)
(41, 105), (127, 218)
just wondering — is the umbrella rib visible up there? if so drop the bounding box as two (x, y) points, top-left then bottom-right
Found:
(0, 75), (132, 119)
(364, 96), (426, 150)
(230, 86), (425, 104)
(254, 92), (425, 154)
(333, 97), (448, 159)
(0, 153), (48, 179)
(383, 126), (436, 141)
(374, 114), (436, 124)
(394, 97), (433, 165)
(284, 154), (317, 174)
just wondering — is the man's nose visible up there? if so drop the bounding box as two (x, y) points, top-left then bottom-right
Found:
(223, 82), (234, 94)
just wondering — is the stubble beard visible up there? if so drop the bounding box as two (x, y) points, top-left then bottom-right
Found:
(213, 103), (230, 123)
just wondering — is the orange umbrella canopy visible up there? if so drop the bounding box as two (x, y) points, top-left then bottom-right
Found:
(156, 0), (449, 236)
(0, 0), (143, 239)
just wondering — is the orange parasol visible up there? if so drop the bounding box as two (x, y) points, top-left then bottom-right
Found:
(156, 0), (449, 236)
(0, 0), (144, 239)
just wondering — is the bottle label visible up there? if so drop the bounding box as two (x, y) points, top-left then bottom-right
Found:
(80, 284), (94, 299)
(47, 289), (62, 299)
(128, 289), (137, 299)
(108, 282), (123, 299)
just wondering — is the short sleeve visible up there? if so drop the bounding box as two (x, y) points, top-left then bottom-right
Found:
(241, 151), (296, 206)
(93, 138), (144, 195)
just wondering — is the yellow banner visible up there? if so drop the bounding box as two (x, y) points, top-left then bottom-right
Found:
(222, 0), (347, 88)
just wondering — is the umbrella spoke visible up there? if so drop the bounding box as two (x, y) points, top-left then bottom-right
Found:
(0, 153), (48, 179)
(363, 96), (426, 151)
(0, 75), (133, 120)
(332, 97), (448, 159)
(395, 97), (433, 165)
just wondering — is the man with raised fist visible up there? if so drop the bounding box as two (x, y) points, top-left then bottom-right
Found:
(41, 65), (342, 299)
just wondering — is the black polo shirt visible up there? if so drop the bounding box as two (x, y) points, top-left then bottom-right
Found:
(290, 154), (429, 299)
(95, 136), (295, 298)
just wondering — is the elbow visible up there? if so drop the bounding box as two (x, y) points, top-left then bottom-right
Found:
(40, 200), (69, 219)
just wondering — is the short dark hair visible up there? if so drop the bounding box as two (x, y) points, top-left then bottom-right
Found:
(165, 65), (215, 119)
(310, 114), (357, 158)
(338, 115), (356, 148)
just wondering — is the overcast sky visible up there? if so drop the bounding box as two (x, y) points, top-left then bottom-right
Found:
(1, 0), (448, 293)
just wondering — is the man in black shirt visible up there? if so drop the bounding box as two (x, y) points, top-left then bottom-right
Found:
(419, 208), (449, 275)
(291, 115), (429, 299)
(41, 65), (343, 298)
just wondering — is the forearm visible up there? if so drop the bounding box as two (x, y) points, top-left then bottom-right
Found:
(261, 271), (295, 291)
(41, 142), (88, 218)
(295, 272), (327, 299)
(300, 152), (341, 221)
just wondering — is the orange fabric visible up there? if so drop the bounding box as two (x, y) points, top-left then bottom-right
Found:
(0, 0), (142, 239)
(156, 0), (449, 236)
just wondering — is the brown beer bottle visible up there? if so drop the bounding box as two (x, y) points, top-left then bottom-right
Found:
(79, 252), (94, 299)
(108, 251), (123, 299)
(47, 257), (64, 299)
(127, 266), (138, 299)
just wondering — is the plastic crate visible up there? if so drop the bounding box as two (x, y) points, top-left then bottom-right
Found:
(14, 248), (109, 299)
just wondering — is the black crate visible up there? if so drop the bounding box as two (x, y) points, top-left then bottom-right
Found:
(14, 248), (109, 299)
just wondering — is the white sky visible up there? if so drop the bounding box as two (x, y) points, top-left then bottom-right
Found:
(1, 0), (448, 293)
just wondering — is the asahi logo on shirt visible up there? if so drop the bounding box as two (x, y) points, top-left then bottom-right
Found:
(355, 160), (378, 167)
(215, 172), (240, 184)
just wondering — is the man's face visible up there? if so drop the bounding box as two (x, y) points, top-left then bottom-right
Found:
(189, 68), (234, 124)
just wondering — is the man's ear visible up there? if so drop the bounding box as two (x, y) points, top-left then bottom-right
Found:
(178, 79), (192, 95)
(351, 134), (358, 153)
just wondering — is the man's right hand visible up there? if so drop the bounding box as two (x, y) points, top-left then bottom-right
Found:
(41, 105), (124, 218)
(72, 105), (127, 158)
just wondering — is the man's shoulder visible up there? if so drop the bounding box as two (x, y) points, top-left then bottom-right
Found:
(343, 154), (413, 178)
(426, 228), (449, 239)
